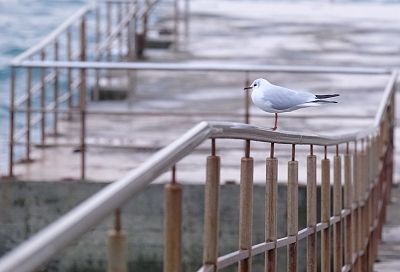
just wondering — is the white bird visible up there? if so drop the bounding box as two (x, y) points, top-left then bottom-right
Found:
(244, 78), (339, 130)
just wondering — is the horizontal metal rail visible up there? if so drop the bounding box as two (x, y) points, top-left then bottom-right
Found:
(12, 107), (376, 120)
(0, 70), (396, 272)
(11, 60), (391, 75)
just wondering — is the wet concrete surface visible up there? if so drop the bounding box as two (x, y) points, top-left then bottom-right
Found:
(9, 1), (400, 270)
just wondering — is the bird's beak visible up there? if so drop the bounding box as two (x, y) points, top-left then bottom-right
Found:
(244, 86), (252, 91)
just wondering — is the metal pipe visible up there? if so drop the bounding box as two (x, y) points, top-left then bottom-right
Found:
(25, 68), (32, 161)
(80, 17), (87, 180)
(53, 40), (59, 135)
(244, 73), (250, 124)
(67, 29), (73, 120)
(184, 0), (189, 45)
(106, 1), (112, 62)
(13, 61), (392, 75)
(118, 2), (123, 60)
(173, 0), (179, 51)
(8, 68), (16, 177)
(11, 5), (92, 64)
(40, 51), (46, 146)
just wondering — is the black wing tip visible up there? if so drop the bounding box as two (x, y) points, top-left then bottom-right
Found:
(315, 94), (340, 99)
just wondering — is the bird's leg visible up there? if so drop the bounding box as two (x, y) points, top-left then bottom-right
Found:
(272, 113), (278, 131)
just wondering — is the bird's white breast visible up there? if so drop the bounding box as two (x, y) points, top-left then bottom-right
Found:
(251, 88), (276, 113)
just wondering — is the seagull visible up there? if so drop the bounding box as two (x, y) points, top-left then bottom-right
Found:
(244, 78), (339, 130)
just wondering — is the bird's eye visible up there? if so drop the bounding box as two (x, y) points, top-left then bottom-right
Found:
(253, 83), (257, 87)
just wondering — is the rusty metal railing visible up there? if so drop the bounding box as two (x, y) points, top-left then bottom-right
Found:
(6, 0), (188, 178)
(7, 59), (390, 180)
(0, 70), (396, 272)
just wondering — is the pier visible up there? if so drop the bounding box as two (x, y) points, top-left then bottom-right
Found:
(1, 0), (400, 271)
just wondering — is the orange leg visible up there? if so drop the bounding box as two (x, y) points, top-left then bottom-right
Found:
(272, 113), (278, 131)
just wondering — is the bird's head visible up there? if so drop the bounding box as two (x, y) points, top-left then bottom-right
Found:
(244, 78), (269, 91)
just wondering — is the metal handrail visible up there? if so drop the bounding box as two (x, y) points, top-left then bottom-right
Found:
(0, 70), (396, 272)
(96, 0), (158, 54)
(11, 5), (93, 64)
(11, 60), (391, 74)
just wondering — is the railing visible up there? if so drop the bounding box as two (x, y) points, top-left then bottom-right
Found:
(7, 59), (390, 180)
(0, 70), (396, 271)
(7, 0), (187, 178)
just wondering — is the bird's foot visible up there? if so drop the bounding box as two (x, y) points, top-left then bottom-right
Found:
(272, 126), (277, 131)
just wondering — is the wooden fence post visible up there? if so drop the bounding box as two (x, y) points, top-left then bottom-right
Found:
(306, 145), (317, 272)
(321, 146), (330, 272)
(239, 140), (253, 272)
(164, 167), (182, 272)
(202, 139), (220, 269)
(287, 144), (298, 272)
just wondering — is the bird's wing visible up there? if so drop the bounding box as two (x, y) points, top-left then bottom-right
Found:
(263, 85), (315, 110)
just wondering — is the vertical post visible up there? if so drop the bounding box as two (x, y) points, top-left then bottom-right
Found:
(127, 9), (135, 61)
(107, 1), (112, 62)
(164, 166), (182, 272)
(8, 67), (16, 177)
(94, 4), (101, 101)
(344, 143), (353, 268)
(25, 67), (32, 161)
(287, 144), (298, 272)
(265, 143), (278, 272)
(95, 3), (101, 51)
(367, 140), (374, 271)
(184, 0), (189, 46)
(202, 139), (220, 268)
(238, 140), (253, 272)
(321, 146), (330, 272)
(53, 40), (59, 135)
(107, 209), (128, 272)
(353, 142), (361, 271)
(118, 2), (123, 60)
(40, 50), (46, 146)
(306, 145), (317, 272)
(173, 0), (179, 51)
(360, 141), (368, 270)
(333, 145), (342, 272)
(80, 17), (87, 180)
(244, 72), (250, 124)
(67, 29), (73, 120)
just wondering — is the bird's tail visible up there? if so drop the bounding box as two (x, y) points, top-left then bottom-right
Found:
(315, 94), (340, 99)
